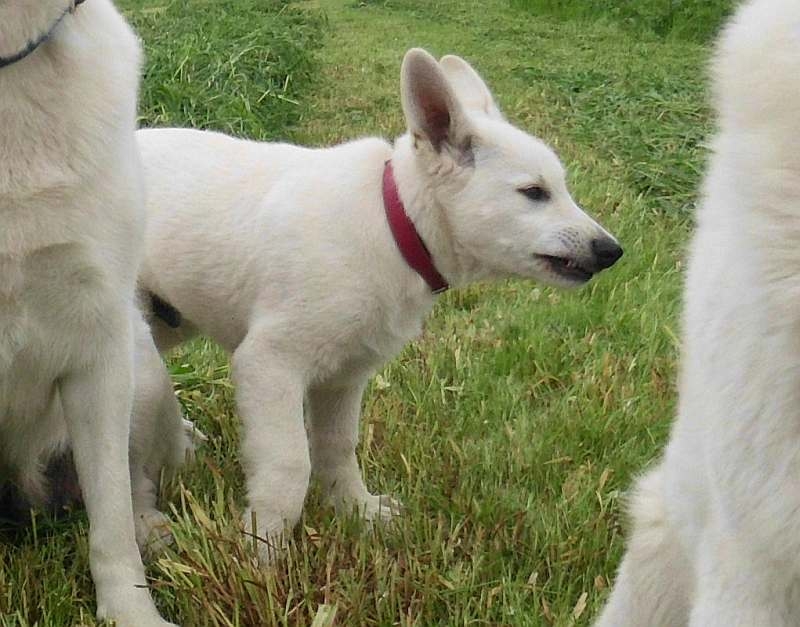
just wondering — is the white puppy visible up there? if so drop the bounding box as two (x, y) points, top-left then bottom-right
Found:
(137, 49), (622, 558)
(0, 1), (191, 625)
(594, 1), (800, 625)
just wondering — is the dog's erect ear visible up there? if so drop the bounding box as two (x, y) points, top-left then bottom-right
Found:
(401, 48), (472, 153)
(439, 55), (503, 120)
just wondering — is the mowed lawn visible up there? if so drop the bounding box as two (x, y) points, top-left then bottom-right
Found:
(0, 0), (724, 625)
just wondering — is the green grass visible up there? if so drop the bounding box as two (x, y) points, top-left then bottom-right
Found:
(510, 0), (734, 43)
(1, 0), (714, 624)
(129, 0), (326, 138)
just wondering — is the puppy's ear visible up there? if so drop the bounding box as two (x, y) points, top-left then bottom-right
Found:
(401, 48), (472, 154)
(439, 54), (503, 120)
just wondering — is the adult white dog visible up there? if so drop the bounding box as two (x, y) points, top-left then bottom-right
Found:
(137, 49), (622, 559)
(0, 2), (192, 625)
(594, 1), (800, 625)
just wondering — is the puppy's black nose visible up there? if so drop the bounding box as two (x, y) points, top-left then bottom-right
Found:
(591, 237), (623, 270)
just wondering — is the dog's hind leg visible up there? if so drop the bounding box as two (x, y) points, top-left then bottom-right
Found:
(60, 323), (174, 627)
(308, 381), (401, 522)
(232, 329), (310, 563)
(594, 466), (690, 627)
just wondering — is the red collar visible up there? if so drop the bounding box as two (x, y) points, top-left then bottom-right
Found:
(383, 161), (449, 294)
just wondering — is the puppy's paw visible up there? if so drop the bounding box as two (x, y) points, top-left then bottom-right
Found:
(241, 508), (290, 567)
(135, 509), (174, 559)
(365, 493), (403, 522)
(181, 417), (208, 460)
(342, 493), (403, 523)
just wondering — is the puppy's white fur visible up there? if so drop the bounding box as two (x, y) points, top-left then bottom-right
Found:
(594, 1), (800, 625)
(137, 49), (620, 557)
(0, 2), (189, 625)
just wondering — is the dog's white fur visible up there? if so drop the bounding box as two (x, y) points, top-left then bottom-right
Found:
(0, 2), (190, 625)
(137, 49), (621, 557)
(0, 0), (73, 59)
(594, 1), (800, 625)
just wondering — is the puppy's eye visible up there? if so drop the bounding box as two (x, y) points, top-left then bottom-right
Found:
(519, 185), (550, 202)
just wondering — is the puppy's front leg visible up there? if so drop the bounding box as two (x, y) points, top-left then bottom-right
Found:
(232, 332), (309, 562)
(60, 323), (174, 627)
(308, 381), (401, 522)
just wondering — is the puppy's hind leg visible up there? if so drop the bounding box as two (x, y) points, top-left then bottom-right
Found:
(594, 466), (690, 627)
(130, 315), (201, 557)
(308, 381), (401, 522)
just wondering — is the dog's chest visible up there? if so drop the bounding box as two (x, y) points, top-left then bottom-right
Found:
(0, 245), (112, 382)
(0, 254), (30, 374)
(0, 355), (61, 435)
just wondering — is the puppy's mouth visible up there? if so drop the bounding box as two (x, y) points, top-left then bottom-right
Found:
(536, 254), (594, 282)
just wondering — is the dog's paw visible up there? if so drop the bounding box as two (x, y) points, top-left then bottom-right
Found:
(135, 509), (174, 559)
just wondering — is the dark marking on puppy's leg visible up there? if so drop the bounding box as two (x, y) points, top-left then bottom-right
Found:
(150, 292), (182, 329)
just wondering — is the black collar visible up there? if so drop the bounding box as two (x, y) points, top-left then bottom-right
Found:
(0, 0), (87, 70)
